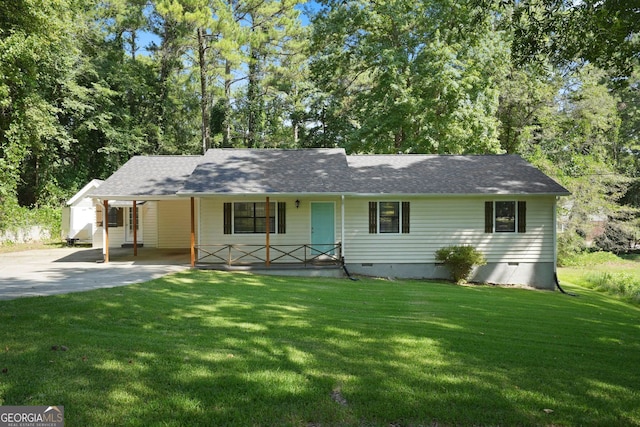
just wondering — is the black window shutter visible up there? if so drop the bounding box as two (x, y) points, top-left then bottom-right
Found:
(402, 202), (410, 234)
(368, 202), (377, 234)
(485, 201), (493, 233)
(108, 207), (116, 227)
(223, 203), (232, 234)
(96, 207), (103, 227)
(117, 208), (124, 227)
(517, 201), (527, 233)
(278, 202), (286, 234)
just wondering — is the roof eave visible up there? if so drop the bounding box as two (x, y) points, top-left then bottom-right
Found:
(175, 191), (351, 197)
(66, 179), (104, 205)
(90, 194), (185, 201)
(345, 192), (571, 197)
(175, 191), (571, 197)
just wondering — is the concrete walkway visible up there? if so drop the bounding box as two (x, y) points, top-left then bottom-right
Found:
(0, 247), (190, 300)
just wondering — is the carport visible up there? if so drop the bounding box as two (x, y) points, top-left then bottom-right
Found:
(88, 155), (203, 266)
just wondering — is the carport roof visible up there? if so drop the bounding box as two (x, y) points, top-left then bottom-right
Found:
(90, 155), (202, 199)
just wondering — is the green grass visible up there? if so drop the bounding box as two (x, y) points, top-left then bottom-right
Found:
(1, 271), (639, 426)
(0, 240), (66, 254)
(559, 251), (640, 303)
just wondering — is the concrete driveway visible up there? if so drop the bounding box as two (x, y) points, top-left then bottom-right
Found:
(0, 247), (190, 300)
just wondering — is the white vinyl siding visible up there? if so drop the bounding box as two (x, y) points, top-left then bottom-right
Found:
(157, 199), (192, 248)
(198, 196), (342, 262)
(94, 223), (125, 249)
(345, 196), (555, 264)
(96, 205), (125, 248)
(94, 202), (159, 248)
(143, 202), (158, 247)
(68, 197), (95, 240)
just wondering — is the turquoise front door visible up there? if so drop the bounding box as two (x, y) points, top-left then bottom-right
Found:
(311, 202), (335, 255)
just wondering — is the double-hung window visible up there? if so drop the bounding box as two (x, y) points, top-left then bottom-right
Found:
(234, 202), (275, 234)
(223, 202), (286, 234)
(485, 201), (526, 233)
(108, 207), (124, 228)
(379, 201), (400, 233)
(368, 201), (410, 234)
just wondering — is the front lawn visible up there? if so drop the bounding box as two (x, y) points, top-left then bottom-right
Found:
(1, 271), (639, 426)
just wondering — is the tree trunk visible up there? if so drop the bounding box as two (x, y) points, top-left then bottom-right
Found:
(130, 29), (137, 61)
(394, 127), (405, 151)
(247, 19), (265, 149)
(224, 60), (232, 147)
(247, 51), (260, 148)
(292, 85), (299, 145)
(197, 27), (210, 154)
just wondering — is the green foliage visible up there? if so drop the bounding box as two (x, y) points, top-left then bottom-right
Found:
(559, 250), (640, 304)
(0, 0), (79, 207)
(584, 272), (640, 304)
(559, 250), (621, 268)
(435, 245), (487, 283)
(616, 68), (640, 176)
(519, 64), (633, 259)
(496, 64), (559, 154)
(309, 0), (506, 154)
(556, 230), (587, 266)
(0, 204), (61, 242)
(486, 0), (639, 80)
(593, 218), (638, 254)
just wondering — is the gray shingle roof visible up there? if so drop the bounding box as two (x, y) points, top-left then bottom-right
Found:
(90, 156), (202, 198)
(90, 150), (569, 198)
(178, 148), (352, 194)
(347, 154), (570, 195)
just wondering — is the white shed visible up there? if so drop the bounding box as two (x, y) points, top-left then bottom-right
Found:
(62, 179), (103, 245)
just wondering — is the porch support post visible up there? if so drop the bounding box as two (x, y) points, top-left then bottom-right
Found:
(265, 196), (270, 267)
(341, 195), (345, 262)
(103, 199), (109, 263)
(190, 197), (195, 268)
(133, 200), (138, 257)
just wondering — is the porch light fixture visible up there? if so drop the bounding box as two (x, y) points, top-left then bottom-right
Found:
(295, 199), (300, 208)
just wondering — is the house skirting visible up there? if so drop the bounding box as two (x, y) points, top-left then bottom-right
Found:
(345, 262), (556, 290)
(198, 263), (344, 279)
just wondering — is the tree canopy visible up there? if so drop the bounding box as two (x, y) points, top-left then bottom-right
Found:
(0, 0), (638, 256)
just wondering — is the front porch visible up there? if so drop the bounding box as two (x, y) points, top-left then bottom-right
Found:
(195, 243), (342, 265)
(194, 243), (344, 278)
(98, 194), (348, 279)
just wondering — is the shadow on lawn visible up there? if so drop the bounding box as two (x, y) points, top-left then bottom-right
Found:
(1, 272), (639, 426)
